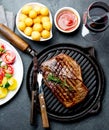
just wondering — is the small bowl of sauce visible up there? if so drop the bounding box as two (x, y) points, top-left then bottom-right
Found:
(54, 7), (80, 33)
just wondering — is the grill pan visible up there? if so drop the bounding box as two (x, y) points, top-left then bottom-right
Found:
(27, 43), (104, 121)
(0, 24), (104, 122)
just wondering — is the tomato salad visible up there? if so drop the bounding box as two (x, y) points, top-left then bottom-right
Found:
(0, 43), (18, 99)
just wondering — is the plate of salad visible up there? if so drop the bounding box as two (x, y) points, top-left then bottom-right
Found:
(0, 38), (23, 105)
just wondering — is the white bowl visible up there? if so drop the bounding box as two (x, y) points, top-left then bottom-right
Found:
(54, 7), (81, 33)
(16, 2), (53, 41)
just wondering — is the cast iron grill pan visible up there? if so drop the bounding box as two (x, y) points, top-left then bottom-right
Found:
(27, 43), (104, 121)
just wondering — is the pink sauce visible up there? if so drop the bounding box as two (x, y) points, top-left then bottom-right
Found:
(56, 10), (78, 31)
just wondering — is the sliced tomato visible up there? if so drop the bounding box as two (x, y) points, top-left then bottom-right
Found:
(0, 68), (5, 83)
(4, 65), (14, 75)
(0, 43), (6, 55)
(2, 50), (16, 64)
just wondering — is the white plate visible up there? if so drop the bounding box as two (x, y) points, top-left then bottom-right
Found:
(0, 38), (23, 106)
(16, 2), (53, 41)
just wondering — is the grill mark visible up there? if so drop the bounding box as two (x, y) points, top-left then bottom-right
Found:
(47, 79), (71, 103)
(52, 85), (67, 102)
(42, 62), (70, 102)
(55, 60), (75, 100)
(64, 55), (82, 80)
(57, 56), (88, 97)
(57, 56), (79, 89)
(50, 61), (72, 101)
(44, 58), (75, 101)
(52, 57), (78, 101)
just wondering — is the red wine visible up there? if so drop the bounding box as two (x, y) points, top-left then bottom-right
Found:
(86, 5), (109, 32)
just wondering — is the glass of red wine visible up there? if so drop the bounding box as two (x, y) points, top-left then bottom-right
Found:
(82, 1), (109, 42)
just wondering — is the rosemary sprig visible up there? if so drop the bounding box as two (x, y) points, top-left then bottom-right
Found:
(47, 73), (61, 84)
(47, 73), (73, 91)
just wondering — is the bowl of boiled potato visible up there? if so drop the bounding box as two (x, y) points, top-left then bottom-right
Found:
(16, 2), (52, 41)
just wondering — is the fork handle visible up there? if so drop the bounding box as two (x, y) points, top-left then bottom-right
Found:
(30, 90), (37, 125)
(39, 93), (49, 128)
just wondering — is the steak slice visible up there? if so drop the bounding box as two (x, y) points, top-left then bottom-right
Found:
(41, 53), (88, 108)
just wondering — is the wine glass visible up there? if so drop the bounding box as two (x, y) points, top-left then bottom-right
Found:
(81, 1), (109, 42)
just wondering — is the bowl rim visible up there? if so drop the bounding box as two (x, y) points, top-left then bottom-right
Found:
(54, 7), (81, 33)
(16, 2), (53, 41)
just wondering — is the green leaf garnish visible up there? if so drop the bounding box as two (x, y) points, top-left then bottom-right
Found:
(5, 73), (12, 78)
(3, 82), (10, 88)
(0, 48), (6, 53)
(0, 61), (2, 66)
(0, 48), (4, 51)
(47, 73), (73, 91)
(47, 73), (61, 84)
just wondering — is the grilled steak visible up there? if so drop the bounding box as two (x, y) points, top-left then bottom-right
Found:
(41, 53), (88, 108)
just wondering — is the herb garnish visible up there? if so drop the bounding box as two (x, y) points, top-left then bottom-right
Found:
(47, 73), (73, 91)
(5, 73), (12, 78)
(3, 82), (10, 88)
(0, 61), (2, 66)
(0, 48), (6, 53)
(48, 73), (61, 84)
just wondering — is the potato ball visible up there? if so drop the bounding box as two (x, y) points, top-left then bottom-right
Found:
(31, 31), (41, 41)
(34, 6), (41, 14)
(41, 16), (50, 23)
(43, 21), (52, 31)
(19, 14), (27, 21)
(18, 21), (26, 31)
(25, 17), (33, 26)
(40, 7), (49, 16)
(33, 23), (43, 32)
(21, 5), (32, 15)
(33, 16), (41, 24)
(41, 30), (50, 39)
(24, 27), (32, 36)
(29, 9), (37, 19)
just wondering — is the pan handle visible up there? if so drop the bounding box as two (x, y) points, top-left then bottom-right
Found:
(89, 101), (101, 114)
(0, 24), (29, 52)
(85, 47), (96, 58)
